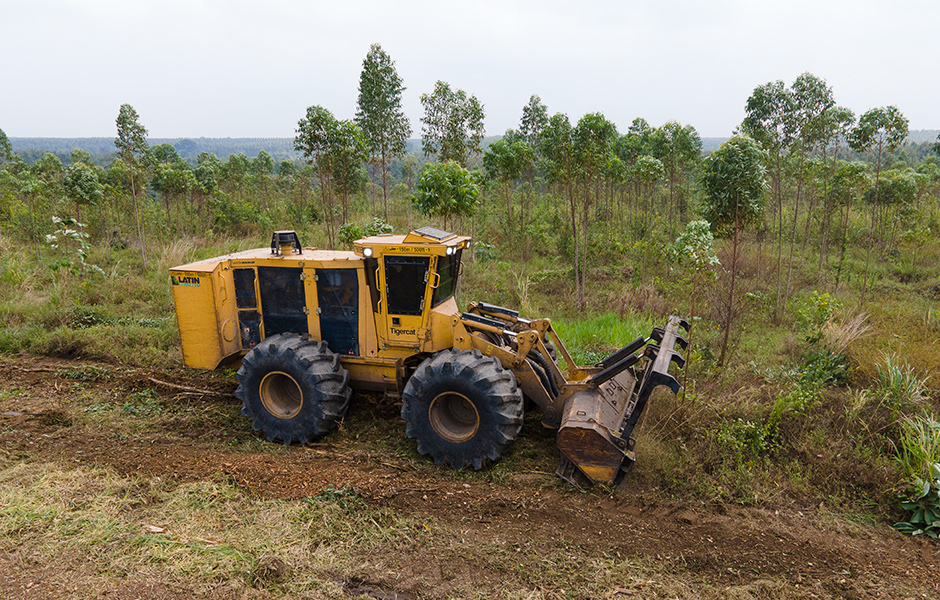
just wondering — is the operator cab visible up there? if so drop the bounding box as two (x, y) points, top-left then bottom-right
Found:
(353, 226), (470, 353)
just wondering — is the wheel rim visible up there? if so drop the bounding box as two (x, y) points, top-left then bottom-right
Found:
(428, 391), (479, 443)
(259, 371), (303, 419)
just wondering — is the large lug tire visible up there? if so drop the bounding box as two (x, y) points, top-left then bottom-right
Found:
(235, 333), (351, 445)
(401, 349), (524, 470)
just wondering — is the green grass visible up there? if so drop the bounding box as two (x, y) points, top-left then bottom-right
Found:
(552, 312), (657, 365)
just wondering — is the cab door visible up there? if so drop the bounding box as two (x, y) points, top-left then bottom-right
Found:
(382, 255), (430, 348)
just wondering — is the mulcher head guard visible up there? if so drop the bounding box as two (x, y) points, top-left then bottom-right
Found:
(555, 316), (690, 487)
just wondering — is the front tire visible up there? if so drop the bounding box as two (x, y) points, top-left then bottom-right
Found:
(235, 333), (351, 444)
(402, 349), (523, 470)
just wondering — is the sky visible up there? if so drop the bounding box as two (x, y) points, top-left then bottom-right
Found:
(1, 0), (937, 140)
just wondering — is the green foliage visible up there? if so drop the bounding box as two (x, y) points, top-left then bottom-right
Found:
(717, 418), (772, 466)
(800, 349), (849, 386)
(796, 291), (838, 345)
(338, 217), (392, 248)
(293, 105), (337, 174)
(209, 193), (263, 231)
(329, 120), (369, 212)
(849, 106), (909, 156)
(419, 81), (485, 167)
(741, 79), (795, 153)
(114, 104), (149, 165)
(472, 240), (498, 263)
(893, 462), (940, 538)
(539, 113), (575, 186)
(668, 220), (719, 270)
(0, 127), (12, 161)
(63, 161), (103, 213)
(45, 216), (104, 278)
(483, 138), (532, 183)
(356, 43), (410, 207)
(519, 95), (548, 148)
(700, 136), (768, 235)
(411, 160), (479, 227)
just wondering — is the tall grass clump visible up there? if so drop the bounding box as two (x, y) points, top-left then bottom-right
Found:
(897, 414), (940, 483)
(877, 354), (930, 413)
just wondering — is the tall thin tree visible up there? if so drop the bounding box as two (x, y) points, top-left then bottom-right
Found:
(848, 106), (909, 302)
(356, 43), (411, 221)
(114, 104), (150, 269)
(701, 136), (768, 366)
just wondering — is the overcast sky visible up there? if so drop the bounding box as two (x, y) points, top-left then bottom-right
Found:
(2, 0), (937, 140)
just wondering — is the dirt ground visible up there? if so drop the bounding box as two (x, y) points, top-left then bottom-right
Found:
(0, 356), (937, 600)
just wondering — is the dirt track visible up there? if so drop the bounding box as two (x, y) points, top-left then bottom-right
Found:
(0, 356), (937, 599)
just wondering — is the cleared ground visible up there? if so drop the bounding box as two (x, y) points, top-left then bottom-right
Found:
(0, 356), (937, 600)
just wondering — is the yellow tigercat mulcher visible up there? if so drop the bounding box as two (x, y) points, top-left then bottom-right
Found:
(170, 227), (688, 486)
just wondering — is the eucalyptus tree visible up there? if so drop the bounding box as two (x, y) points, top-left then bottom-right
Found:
(356, 44), (410, 220)
(519, 95), (548, 149)
(295, 105), (340, 246)
(814, 106), (856, 279)
(151, 143), (193, 229)
(740, 80), (794, 318)
(616, 118), (655, 209)
(539, 113), (581, 300)
(829, 161), (869, 290)
(650, 121), (702, 235)
(193, 152), (222, 225)
(700, 136), (768, 366)
(516, 95), (549, 255)
(483, 137), (532, 258)
(329, 120), (369, 223)
(222, 153), (251, 200)
(630, 154), (665, 277)
(275, 159), (296, 213)
(420, 81), (485, 167)
(848, 105), (909, 301)
(630, 155), (665, 227)
(114, 103), (151, 268)
(252, 150), (276, 207)
(782, 72), (834, 307)
(412, 160), (479, 231)
(573, 113), (617, 307)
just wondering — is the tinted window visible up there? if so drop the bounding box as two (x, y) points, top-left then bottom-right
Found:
(233, 268), (257, 309)
(385, 256), (430, 316)
(258, 266), (308, 336)
(432, 250), (461, 307)
(316, 269), (359, 355)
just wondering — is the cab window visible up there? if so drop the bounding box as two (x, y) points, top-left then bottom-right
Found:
(384, 256), (430, 315)
(432, 250), (461, 307)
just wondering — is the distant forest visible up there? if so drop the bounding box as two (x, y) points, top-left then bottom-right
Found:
(11, 130), (939, 168)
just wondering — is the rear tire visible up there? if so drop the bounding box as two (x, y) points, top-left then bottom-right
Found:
(402, 349), (523, 470)
(235, 333), (351, 444)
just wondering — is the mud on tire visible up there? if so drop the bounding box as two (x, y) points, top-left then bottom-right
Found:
(235, 333), (351, 444)
(401, 349), (524, 470)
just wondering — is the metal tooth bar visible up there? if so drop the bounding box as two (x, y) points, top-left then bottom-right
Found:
(596, 336), (646, 369)
(590, 353), (642, 385)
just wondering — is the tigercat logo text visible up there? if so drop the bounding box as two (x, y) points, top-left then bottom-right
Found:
(172, 275), (201, 287)
(391, 327), (416, 336)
